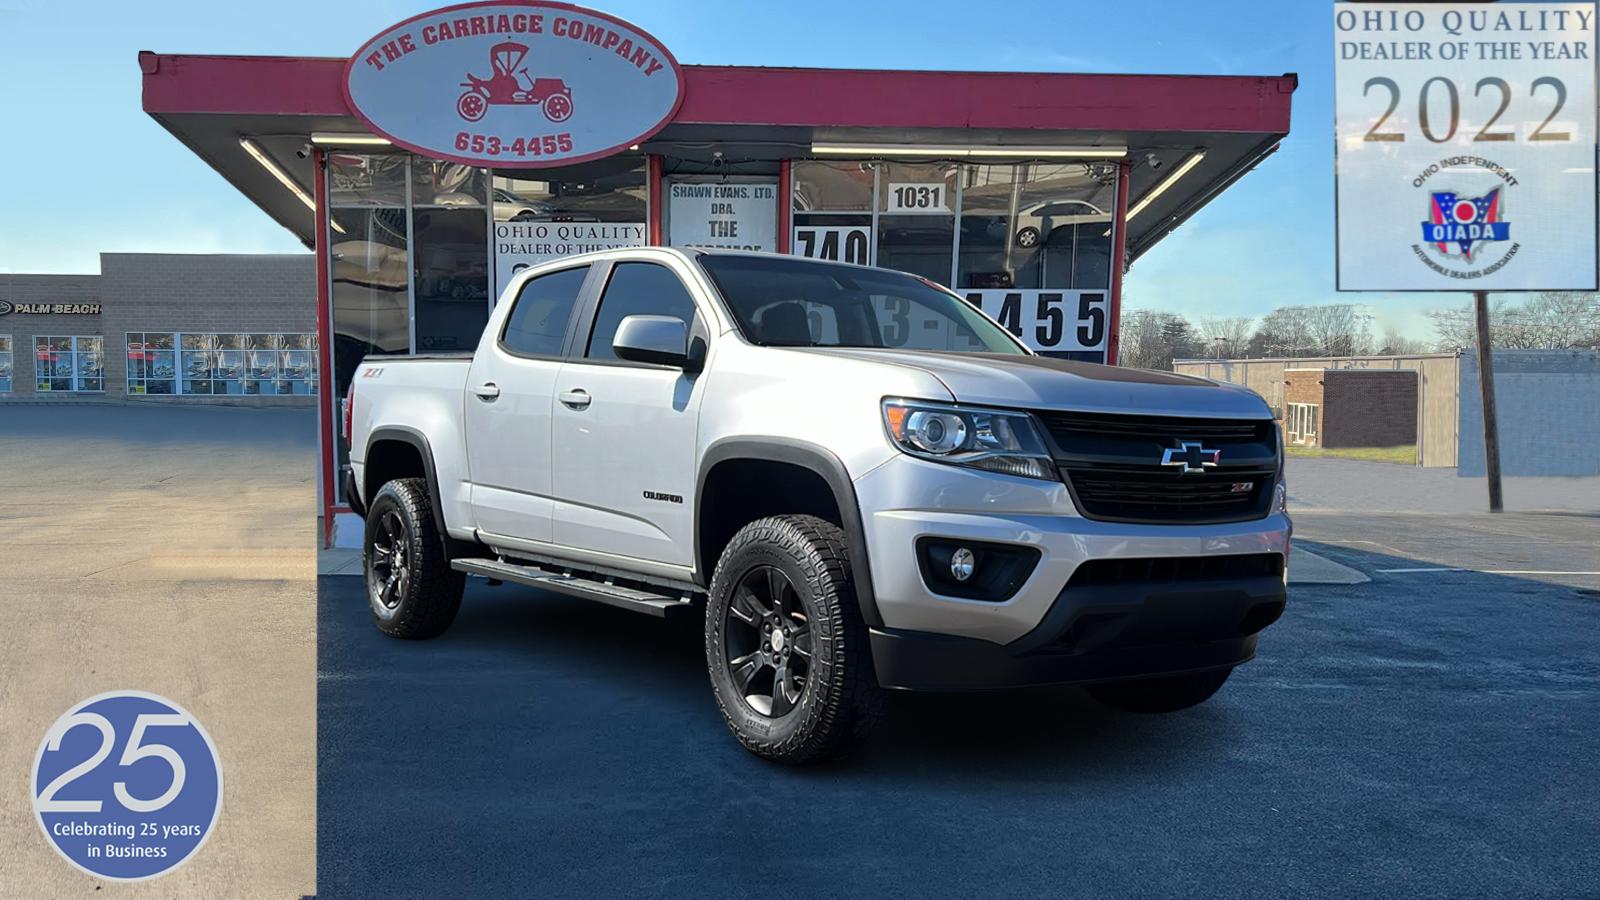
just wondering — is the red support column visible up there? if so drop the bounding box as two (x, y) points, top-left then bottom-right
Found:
(312, 149), (338, 549)
(1106, 158), (1132, 367)
(777, 159), (793, 253)
(647, 154), (664, 245)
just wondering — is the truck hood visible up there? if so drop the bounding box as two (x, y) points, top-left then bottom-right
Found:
(796, 349), (1272, 418)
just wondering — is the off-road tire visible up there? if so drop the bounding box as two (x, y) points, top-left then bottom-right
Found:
(363, 478), (465, 639)
(705, 515), (884, 764)
(1085, 667), (1233, 714)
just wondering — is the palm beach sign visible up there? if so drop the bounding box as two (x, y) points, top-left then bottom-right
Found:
(343, 1), (685, 168)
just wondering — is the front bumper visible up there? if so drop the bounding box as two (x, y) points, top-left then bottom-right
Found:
(869, 573), (1284, 690)
(853, 455), (1290, 690)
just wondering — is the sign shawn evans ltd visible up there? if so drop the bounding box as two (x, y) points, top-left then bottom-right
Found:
(344, 1), (685, 167)
(1334, 2), (1597, 291)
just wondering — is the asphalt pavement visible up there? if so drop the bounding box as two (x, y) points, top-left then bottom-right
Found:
(318, 509), (1600, 899)
(0, 404), (318, 898)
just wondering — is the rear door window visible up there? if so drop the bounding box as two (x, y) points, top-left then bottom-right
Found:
(500, 266), (590, 357)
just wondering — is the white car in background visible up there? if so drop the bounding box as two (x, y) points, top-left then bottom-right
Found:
(1012, 199), (1111, 248)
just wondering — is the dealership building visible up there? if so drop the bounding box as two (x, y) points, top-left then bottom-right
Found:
(0, 253), (315, 403)
(136, 2), (1296, 543)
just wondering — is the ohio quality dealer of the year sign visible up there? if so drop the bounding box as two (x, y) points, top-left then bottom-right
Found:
(1334, 2), (1598, 291)
(343, 1), (685, 167)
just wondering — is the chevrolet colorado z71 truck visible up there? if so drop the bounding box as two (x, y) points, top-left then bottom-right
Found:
(345, 248), (1290, 763)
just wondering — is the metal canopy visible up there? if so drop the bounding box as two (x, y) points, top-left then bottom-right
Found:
(140, 52), (1295, 261)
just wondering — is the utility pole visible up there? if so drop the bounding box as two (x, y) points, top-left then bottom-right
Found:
(1473, 290), (1503, 513)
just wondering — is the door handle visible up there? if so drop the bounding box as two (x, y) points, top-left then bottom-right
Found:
(559, 388), (591, 410)
(472, 382), (500, 400)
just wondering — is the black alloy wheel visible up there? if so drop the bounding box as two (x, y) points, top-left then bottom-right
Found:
(723, 565), (814, 718)
(367, 509), (411, 612)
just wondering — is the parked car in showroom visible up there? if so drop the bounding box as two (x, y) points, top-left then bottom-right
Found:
(343, 249), (1290, 763)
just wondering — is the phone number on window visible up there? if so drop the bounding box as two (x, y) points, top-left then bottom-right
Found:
(453, 131), (574, 158)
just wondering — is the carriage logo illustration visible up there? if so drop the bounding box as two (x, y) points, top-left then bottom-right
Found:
(456, 41), (574, 123)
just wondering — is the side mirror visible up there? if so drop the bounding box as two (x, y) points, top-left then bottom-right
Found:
(613, 315), (692, 368)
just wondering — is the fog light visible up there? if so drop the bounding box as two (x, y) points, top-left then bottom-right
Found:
(950, 547), (976, 582)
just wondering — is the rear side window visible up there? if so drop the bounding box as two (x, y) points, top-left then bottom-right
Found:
(585, 263), (697, 361)
(500, 266), (589, 357)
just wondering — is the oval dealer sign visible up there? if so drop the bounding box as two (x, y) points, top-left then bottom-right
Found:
(343, 1), (685, 167)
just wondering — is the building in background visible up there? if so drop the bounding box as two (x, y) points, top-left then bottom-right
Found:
(137, 8), (1297, 545)
(1176, 349), (1600, 476)
(1282, 367), (1417, 451)
(0, 253), (315, 405)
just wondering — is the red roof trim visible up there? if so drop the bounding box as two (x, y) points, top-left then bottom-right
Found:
(140, 52), (1294, 135)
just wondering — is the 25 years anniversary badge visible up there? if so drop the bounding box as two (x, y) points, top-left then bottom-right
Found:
(32, 691), (223, 881)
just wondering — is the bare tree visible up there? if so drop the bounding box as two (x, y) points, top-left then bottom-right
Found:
(1196, 316), (1255, 358)
(1249, 304), (1373, 357)
(1377, 327), (1431, 356)
(1428, 292), (1600, 350)
(1120, 309), (1200, 370)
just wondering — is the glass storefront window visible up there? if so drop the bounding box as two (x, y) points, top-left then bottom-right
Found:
(126, 332), (177, 395)
(792, 161), (875, 267)
(35, 335), (101, 392)
(144, 333), (318, 397)
(413, 207), (490, 353)
(491, 158), (646, 223)
(328, 153), (408, 207)
(413, 160), (486, 207)
(956, 163), (1115, 291)
(0, 335), (11, 392)
(875, 162), (958, 285)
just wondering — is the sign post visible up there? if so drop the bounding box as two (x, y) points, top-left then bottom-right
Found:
(1473, 290), (1504, 511)
(1334, 1), (1597, 511)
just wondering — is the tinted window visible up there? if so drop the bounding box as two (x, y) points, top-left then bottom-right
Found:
(501, 266), (589, 357)
(586, 263), (697, 360)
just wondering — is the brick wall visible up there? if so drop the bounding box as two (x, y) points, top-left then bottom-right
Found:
(1281, 368), (1324, 446)
(0, 253), (315, 405)
(1322, 369), (1417, 448)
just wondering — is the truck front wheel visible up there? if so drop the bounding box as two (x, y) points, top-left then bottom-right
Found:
(705, 515), (884, 764)
(1085, 667), (1233, 714)
(363, 478), (464, 639)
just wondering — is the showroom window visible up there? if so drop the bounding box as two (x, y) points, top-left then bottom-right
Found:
(414, 159), (490, 353)
(34, 336), (102, 393)
(791, 160), (1117, 358)
(955, 163), (1115, 291)
(491, 157), (648, 304)
(791, 160), (874, 267)
(135, 333), (317, 396)
(126, 332), (177, 395)
(874, 162), (959, 285)
(0, 335), (11, 392)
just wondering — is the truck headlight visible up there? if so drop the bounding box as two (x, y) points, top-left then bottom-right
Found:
(882, 399), (1056, 481)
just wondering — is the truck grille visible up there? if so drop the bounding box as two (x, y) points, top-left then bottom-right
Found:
(1037, 411), (1278, 525)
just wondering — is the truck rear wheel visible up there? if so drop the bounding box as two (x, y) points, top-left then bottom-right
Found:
(705, 515), (883, 764)
(1085, 667), (1233, 714)
(363, 477), (464, 639)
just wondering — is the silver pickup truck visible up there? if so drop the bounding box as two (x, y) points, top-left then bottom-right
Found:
(344, 248), (1291, 763)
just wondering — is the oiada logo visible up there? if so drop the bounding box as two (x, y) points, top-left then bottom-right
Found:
(344, 2), (684, 168)
(1416, 184), (1515, 277)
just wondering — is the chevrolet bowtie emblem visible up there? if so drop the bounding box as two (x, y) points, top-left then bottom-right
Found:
(1161, 441), (1221, 474)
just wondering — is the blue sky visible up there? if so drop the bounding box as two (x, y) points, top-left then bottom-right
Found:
(0, 0), (1446, 337)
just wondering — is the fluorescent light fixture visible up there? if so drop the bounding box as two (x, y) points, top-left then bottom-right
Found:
(310, 132), (393, 146)
(1126, 151), (1206, 221)
(810, 143), (1125, 159)
(239, 136), (343, 234)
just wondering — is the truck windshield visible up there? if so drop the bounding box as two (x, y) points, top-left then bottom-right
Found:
(698, 254), (1027, 354)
